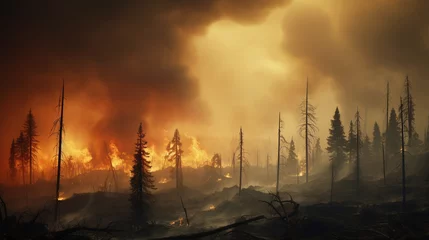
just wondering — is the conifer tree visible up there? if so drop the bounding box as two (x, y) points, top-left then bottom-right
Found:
(16, 132), (28, 185)
(9, 139), (17, 182)
(129, 123), (156, 225)
(372, 122), (382, 162)
(386, 109), (401, 158)
(347, 121), (357, 164)
(23, 109), (39, 184)
(166, 129), (184, 190)
(327, 107), (347, 166)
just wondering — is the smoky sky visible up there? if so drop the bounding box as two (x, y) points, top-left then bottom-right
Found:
(0, 0), (289, 174)
(1, 0), (429, 180)
(279, 0), (429, 120)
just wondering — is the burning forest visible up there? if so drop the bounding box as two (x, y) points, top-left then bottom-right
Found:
(1, 1), (429, 239)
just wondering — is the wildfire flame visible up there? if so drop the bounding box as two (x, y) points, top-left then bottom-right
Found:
(158, 178), (170, 184)
(208, 204), (215, 210)
(33, 131), (211, 180)
(224, 173), (232, 178)
(57, 192), (67, 201)
(217, 178), (222, 182)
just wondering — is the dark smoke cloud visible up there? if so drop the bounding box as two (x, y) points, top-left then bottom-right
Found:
(279, 0), (429, 120)
(0, 0), (288, 177)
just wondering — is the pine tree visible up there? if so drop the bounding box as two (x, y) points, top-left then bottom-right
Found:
(372, 122), (382, 162)
(16, 132), (28, 185)
(327, 107), (347, 178)
(386, 109), (401, 157)
(347, 121), (357, 164)
(23, 109), (39, 184)
(326, 108), (346, 203)
(129, 123), (156, 225)
(166, 129), (184, 190)
(9, 139), (17, 182)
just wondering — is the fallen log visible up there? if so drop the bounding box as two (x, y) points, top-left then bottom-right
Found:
(150, 215), (265, 240)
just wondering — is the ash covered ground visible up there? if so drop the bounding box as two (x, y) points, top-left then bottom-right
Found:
(1, 155), (429, 240)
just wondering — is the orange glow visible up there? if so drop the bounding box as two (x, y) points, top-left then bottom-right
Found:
(170, 217), (184, 226)
(217, 178), (222, 182)
(158, 178), (170, 184)
(183, 134), (210, 168)
(224, 173), (232, 178)
(208, 204), (215, 210)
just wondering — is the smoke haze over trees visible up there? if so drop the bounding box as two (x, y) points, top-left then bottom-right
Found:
(1, 0), (429, 181)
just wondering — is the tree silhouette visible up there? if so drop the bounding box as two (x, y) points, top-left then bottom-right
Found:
(326, 107), (347, 203)
(129, 123), (156, 225)
(327, 107), (347, 167)
(403, 76), (416, 147)
(372, 122), (382, 162)
(399, 98), (406, 211)
(166, 129), (184, 190)
(386, 109), (401, 159)
(298, 79), (318, 183)
(276, 113), (289, 194)
(355, 108), (362, 197)
(9, 139), (17, 182)
(347, 121), (357, 165)
(16, 132), (28, 185)
(23, 109), (39, 184)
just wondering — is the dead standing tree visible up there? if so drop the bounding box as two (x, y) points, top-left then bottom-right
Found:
(239, 127), (243, 196)
(355, 107), (362, 198)
(276, 113), (289, 194)
(51, 80), (65, 223)
(400, 97), (406, 212)
(298, 79), (318, 183)
(166, 129), (184, 191)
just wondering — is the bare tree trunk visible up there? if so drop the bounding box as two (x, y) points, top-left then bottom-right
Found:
(276, 113), (281, 194)
(400, 97), (406, 212)
(406, 76), (412, 147)
(54, 80), (65, 223)
(180, 196), (190, 226)
(239, 127), (243, 196)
